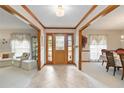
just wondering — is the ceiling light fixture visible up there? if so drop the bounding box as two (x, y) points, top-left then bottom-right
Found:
(56, 5), (64, 17)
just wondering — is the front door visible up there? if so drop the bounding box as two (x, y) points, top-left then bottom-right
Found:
(46, 33), (74, 64)
(54, 34), (66, 64)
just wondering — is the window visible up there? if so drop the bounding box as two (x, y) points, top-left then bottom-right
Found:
(11, 33), (31, 58)
(89, 35), (107, 61)
(55, 35), (65, 50)
(68, 35), (73, 62)
(47, 35), (53, 62)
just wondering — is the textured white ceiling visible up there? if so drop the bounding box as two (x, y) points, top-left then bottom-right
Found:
(1, 5), (124, 30)
(28, 5), (92, 28)
(87, 6), (124, 30)
(77, 5), (107, 29)
(0, 8), (32, 29)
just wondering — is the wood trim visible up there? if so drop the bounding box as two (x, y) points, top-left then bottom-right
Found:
(29, 24), (40, 31)
(2, 5), (117, 30)
(0, 5), (41, 31)
(37, 31), (41, 70)
(81, 61), (100, 62)
(79, 5), (119, 31)
(78, 5), (119, 70)
(81, 61), (90, 62)
(0, 5), (30, 24)
(82, 50), (115, 52)
(0, 5), (14, 14)
(0, 5), (43, 70)
(21, 5), (76, 29)
(21, 5), (45, 28)
(40, 64), (45, 69)
(46, 33), (74, 64)
(46, 33), (54, 64)
(82, 50), (90, 52)
(75, 5), (97, 28)
(70, 34), (74, 64)
(45, 27), (76, 29)
(78, 31), (82, 70)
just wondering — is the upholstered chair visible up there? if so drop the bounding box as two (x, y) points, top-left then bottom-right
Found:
(106, 51), (122, 76)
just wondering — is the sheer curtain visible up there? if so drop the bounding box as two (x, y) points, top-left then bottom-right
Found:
(89, 34), (107, 61)
(11, 33), (31, 58)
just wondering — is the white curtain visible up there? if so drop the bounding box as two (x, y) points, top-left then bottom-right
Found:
(11, 33), (31, 58)
(89, 34), (107, 61)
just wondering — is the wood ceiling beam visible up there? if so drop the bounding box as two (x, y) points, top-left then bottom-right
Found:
(75, 5), (97, 28)
(21, 5), (45, 28)
(2, 5), (97, 29)
(0, 5), (41, 31)
(20, 5), (77, 29)
(79, 5), (119, 32)
(0, 5), (42, 71)
(45, 27), (75, 29)
(78, 5), (119, 70)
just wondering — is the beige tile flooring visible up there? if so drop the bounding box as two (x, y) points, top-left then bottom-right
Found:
(1, 63), (124, 88)
(0, 66), (36, 88)
(28, 64), (106, 88)
(81, 62), (124, 88)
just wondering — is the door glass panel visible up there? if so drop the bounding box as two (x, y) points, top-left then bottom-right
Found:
(56, 35), (64, 50)
(48, 35), (52, 62)
(68, 47), (72, 51)
(68, 35), (73, 62)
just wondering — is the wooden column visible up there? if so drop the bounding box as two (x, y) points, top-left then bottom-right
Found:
(37, 30), (41, 70)
(78, 30), (82, 70)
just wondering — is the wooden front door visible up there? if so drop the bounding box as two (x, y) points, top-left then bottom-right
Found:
(54, 34), (66, 64)
(46, 33), (74, 64)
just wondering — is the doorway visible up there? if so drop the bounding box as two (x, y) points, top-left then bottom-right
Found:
(46, 33), (74, 64)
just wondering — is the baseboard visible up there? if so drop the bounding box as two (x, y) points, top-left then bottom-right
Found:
(81, 60), (100, 62)
(81, 61), (90, 62)
(73, 63), (77, 66)
(41, 64), (45, 68)
(38, 64), (45, 71)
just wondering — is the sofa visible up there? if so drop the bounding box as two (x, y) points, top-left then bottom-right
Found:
(0, 52), (37, 70)
(13, 52), (37, 70)
(0, 52), (14, 67)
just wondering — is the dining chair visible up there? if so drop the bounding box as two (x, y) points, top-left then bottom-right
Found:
(119, 54), (124, 80)
(106, 51), (122, 76)
(101, 49), (107, 66)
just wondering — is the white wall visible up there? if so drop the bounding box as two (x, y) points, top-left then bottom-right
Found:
(45, 29), (75, 33)
(75, 18), (124, 62)
(120, 31), (124, 48)
(83, 29), (122, 49)
(0, 29), (37, 52)
(82, 29), (124, 61)
(0, 28), (45, 68)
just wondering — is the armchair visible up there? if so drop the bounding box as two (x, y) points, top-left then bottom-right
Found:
(13, 52), (30, 67)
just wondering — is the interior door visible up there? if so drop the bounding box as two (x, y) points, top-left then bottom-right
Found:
(54, 34), (67, 64)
